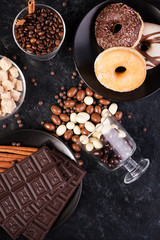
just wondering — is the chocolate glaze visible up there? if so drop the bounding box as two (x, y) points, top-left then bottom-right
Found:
(95, 3), (143, 49)
(136, 31), (160, 69)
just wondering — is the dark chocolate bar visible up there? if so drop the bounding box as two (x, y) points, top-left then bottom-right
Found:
(23, 151), (86, 240)
(0, 146), (66, 239)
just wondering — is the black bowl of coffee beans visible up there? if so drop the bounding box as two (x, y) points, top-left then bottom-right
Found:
(13, 4), (66, 61)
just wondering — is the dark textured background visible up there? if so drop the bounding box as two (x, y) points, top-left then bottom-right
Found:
(0, 0), (160, 240)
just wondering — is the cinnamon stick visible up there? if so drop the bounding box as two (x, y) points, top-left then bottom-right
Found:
(14, 19), (26, 26)
(28, 0), (35, 14)
(0, 162), (13, 168)
(0, 146), (38, 152)
(0, 149), (34, 155)
(0, 153), (27, 159)
(0, 157), (26, 162)
(0, 168), (6, 173)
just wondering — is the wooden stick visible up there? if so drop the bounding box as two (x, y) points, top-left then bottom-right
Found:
(0, 153), (27, 159)
(0, 149), (33, 155)
(0, 162), (13, 168)
(0, 168), (6, 173)
(0, 146), (38, 152)
(14, 19), (26, 26)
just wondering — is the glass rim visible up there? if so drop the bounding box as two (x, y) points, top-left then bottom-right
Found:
(12, 4), (66, 58)
(0, 55), (26, 121)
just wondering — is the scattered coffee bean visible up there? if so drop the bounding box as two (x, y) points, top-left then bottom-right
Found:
(72, 143), (81, 152)
(55, 94), (59, 99)
(62, 1), (67, 7)
(12, 142), (16, 146)
(67, 87), (78, 98)
(143, 127), (147, 132)
(12, 55), (17, 60)
(23, 66), (27, 70)
(72, 71), (77, 76)
(44, 123), (55, 131)
(38, 101), (44, 106)
(33, 82), (38, 87)
(74, 152), (81, 159)
(51, 105), (62, 115)
(2, 124), (7, 129)
(86, 87), (93, 96)
(14, 113), (19, 118)
(68, 47), (72, 51)
(51, 115), (61, 125)
(50, 71), (55, 76)
(94, 92), (103, 99)
(19, 124), (24, 128)
(41, 121), (44, 125)
(115, 111), (123, 121)
(16, 142), (21, 147)
(78, 159), (83, 166)
(31, 78), (36, 83)
(127, 114), (132, 119)
(17, 119), (22, 124)
(61, 86), (65, 90)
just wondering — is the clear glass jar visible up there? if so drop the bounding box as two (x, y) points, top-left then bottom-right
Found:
(0, 55), (26, 121)
(12, 4), (66, 61)
(80, 111), (150, 184)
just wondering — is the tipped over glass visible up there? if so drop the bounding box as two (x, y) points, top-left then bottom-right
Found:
(80, 110), (150, 184)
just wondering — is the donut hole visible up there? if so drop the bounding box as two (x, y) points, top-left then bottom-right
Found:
(139, 41), (150, 52)
(115, 66), (126, 73)
(112, 24), (122, 34)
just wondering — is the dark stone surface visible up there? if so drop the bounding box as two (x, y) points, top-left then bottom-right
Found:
(0, 0), (160, 240)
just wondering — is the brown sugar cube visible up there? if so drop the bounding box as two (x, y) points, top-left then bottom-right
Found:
(0, 57), (12, 71)
(2, 80), (14, 91)
(9, 66), (19, 78)
(15, 80), (22, 91)
(0, 70), (8, 82)
(11, 90), (21, 102)
(1, 98), (16, 114)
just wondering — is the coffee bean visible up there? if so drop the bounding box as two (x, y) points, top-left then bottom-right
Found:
(74, 152), (81, 159)
(115, 111), (123, 121)
(55, 95), (59, 99)
(38, 101), (43, 106)
(60, 114), (69, 122)
(31, 78), (36, 83)
(143, 127), (147, 132)
(64, 130), (73, 140)
(12, 142), (17, 146)
(94, 105), (101, 115)
(51, 114), (61, 125)
(19, 124), (24, 128)
(91, 113), (101, 123)
(76, 90), (85, 101)
(78, 159), (83, 166)
(61, 86), (65, 90)
(67, 87), (78, 98)
(86, 87), (93, 96)
(94, 92), (103, 99)
(33, 82), (37, 87)
(64, 100), (76, 108)
(71, 135), (80, 143)
(41, 121), (44, 125)
(86, 105), (94, 115)
(2, 124), (7, 129)
(14, 113), (19, 118)
(71, 143), (81, 152)
(23, 66), (27, 70)
(99, 99), (110, 105)
(51, 105), (62, 115)
(62, 1), (67, 7)
(127, 114), (132, 119)
(17, 119), (22, 124)
(76, 103), (86, 112)
(50, 71), (55, 76)
(44, 122), (55, 131)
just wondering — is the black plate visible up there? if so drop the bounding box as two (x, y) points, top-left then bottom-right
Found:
(74, 0), (160, 101)
(0, 129), (82, 234)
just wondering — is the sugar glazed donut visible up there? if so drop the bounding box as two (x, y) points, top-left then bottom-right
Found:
(95, 3), (144, 49)
(136, 22), (160, 70)
(94, 47), (146, 92)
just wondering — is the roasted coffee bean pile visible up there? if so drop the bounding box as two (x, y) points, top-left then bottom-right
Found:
(15, 7), (64, 55)
(92, 135), (121, 169)
(44, 80), (123, 167)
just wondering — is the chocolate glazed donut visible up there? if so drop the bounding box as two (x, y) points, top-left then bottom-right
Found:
(95, 3), (144, 49)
